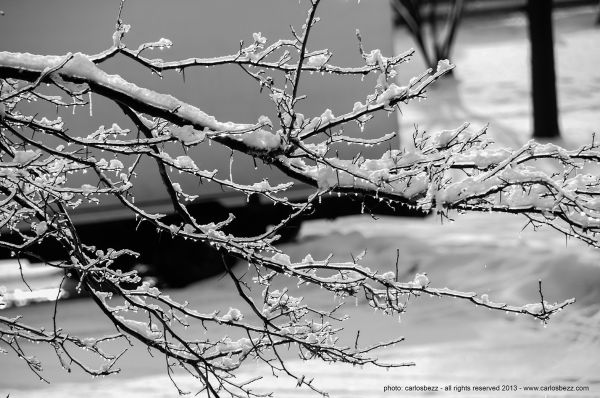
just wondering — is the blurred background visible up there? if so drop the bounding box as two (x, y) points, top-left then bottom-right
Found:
(393, 0), (600, 149)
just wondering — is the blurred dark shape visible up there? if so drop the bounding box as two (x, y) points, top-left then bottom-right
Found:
(391, 0), (465, 71)
(527, 0), (560, 139)
(393, 0), (600, 140)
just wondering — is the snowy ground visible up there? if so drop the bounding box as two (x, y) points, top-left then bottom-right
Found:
(395, 6), (600, 150)
(2, 5), (600, 398)
(2, 214), (600, 397)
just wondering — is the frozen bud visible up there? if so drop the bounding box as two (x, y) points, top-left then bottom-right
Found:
(272, 253), (291, 266)
(307, 53), (328, 69)
(302, 254), (315, 263)
(252, 32), (267, 45)
(436, 59), (453, 74)
(320, 108), (335, 123)
(109, 159), (123, 170)
(365, 49), (384, 66)
(258, 115), (272, 127)
(222, 307), (243, 322)
(413, 273), (429, 288)
(174, 155), (197, 169)
(34, 221), (48, 236)
(381, 271), (395, 281)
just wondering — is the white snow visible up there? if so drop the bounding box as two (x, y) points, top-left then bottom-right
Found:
(34, 221), (48, 236)
(115, 316), (162, 340)
(306, 53), (328, 69)
(170, 124), (205, 145)
(173, 155), (197, 170)
(220, 307), (243, 322)
(236, 129), (281, 151)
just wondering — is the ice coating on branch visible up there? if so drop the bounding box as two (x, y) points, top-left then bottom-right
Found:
(272, 253), (292, 266)
(134, 280), (161, 296)
(115, 316), (162, 340)
(288, 148), (430, 198)
(305, 333), (318, 344)
(94, 159), (108, 169)
(352, 101), (366, 113)
(34, 221), (48, 236)
(171, 124), (205, 144)
(251, 180), (272, 191)
(304, 142), (328, 157)
(378, 84), (408, 105)
(453, 148), (512, 168)
(174, 155), (197, 169)
(282, 112), (304, 128)
(80, 184), (96, 194)
(172, 182), (182, 193)
(108, 159), (123, 170)
(437, 164), (555, 209)
(432, 128), (460, 147)
(523, 303), (545, 314)
(151, 38), (172, 49)
(236, 129), (281, 151)
(302, 254), (315, 263)
(307, 53), (328, 68)
(221, 307), (243, 322)
(365, 49), (385, 68)
(258, 115), (272, 127)
(13, 150), (39, 164)
(217, 337), (253, 356)
(39, 116), (64, 129)
(1, 52), (254, 133)
(314, 166), (338, 190)
(436, 59), (453, 73)
(252, 32), (267, 45)
(320, 109), (335, 123)
(412, 273), (429, 288)
(381, 271), (395, 281)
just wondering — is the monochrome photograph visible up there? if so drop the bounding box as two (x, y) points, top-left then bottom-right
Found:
(1, 1), (599, 396)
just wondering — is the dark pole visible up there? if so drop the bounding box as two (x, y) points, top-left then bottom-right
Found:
(527, 0), (560, 139)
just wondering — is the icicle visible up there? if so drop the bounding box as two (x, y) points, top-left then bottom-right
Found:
(88, 91), (93, 117)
